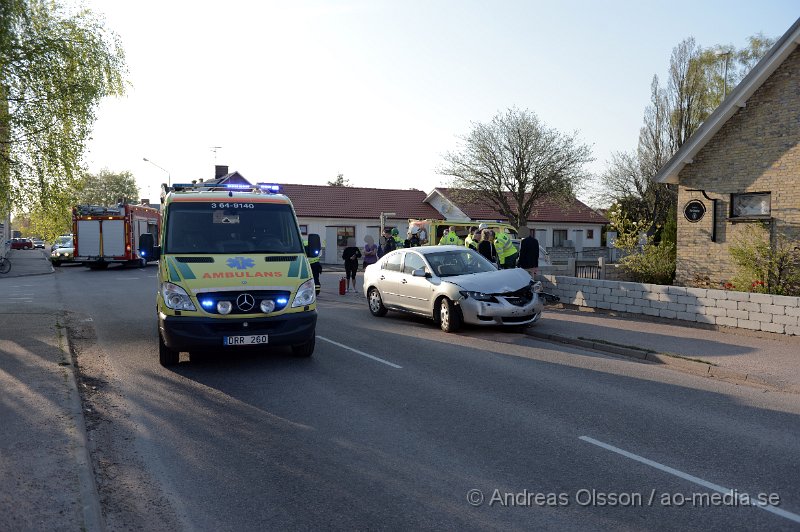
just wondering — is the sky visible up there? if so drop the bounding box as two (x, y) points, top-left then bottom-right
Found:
(78, 0), (799, 205)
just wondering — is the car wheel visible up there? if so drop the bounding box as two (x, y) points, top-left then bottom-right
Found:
(291, 335), (315, 358)
(438, 297), (462, 333)
(368, 287), (388, 317)
(159, 332), (180, 366)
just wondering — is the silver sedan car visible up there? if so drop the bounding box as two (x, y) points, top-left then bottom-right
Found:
(363, 245), (544, 332)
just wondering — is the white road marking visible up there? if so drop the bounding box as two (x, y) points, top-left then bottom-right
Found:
(580, 436), (800, 524)
(317, 336), (402, 369)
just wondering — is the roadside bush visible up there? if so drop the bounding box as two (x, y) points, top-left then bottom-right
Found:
(607, 207), (676, 285)
(726, 224), (800, 296)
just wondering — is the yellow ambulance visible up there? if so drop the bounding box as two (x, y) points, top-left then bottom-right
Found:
(139, 182), (320, 366)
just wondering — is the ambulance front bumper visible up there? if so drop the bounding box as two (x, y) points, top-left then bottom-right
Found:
(159, 311), (317, 351)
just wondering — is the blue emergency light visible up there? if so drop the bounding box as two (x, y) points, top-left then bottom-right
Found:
(257, 183), (281, 193)
(225, 183), (251, 190)
(200, 299), (214, 309)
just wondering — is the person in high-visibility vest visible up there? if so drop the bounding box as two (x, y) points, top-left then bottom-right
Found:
(494, 231), (517, 269)
(463, 226), (479, 250)
(305, 238), (322, 295)
(438, 226), (463, 246)
(391, 228), (405, 249)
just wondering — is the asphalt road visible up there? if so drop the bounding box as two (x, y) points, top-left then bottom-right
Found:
(22, 264), (800, 530)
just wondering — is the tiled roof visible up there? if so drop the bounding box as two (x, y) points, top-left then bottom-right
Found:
(434, 188), (609, 224)
(280, 184), (441, 220)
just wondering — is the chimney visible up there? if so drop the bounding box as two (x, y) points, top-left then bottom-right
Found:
(215, 165), (229, 179)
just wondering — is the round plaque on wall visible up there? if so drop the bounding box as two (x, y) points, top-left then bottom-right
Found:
(683, 200), (706, 222)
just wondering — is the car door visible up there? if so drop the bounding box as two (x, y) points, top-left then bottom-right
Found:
(398, 251), (433, 315)
(376, 252), (403, 307)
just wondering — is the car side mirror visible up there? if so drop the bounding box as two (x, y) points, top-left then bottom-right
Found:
(412, 267), (429, 278)
(306, 233), (321, 258)
(139, 233), (161, 261)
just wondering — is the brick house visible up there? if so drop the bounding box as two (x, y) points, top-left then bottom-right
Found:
(654, 18), (800, 286)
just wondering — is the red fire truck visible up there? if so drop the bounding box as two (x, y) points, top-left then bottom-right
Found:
(72, 203), (161, 269)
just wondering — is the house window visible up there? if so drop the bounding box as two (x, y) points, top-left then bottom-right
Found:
(299, 224), (308, 236)
(336, 226), (355, 248)
(730, 192), (771, 218)
(553, 230), (568, 247)
(587, 229), (594, 239)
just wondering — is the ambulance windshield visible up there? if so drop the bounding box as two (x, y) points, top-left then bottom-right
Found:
(166, 202), (304, 254)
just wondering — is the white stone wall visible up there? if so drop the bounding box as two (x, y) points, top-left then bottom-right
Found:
(543, 275), (800, 336)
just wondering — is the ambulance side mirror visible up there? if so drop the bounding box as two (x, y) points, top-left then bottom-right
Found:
(305, 233), (321, 258)
(139, 233), (161, 261)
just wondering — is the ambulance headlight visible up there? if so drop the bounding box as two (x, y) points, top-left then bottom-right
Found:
(260, 300), (276, 313)
(161, 282), (196, 311)
(292, 278), (316, 307)
(217, 301), (233, 315)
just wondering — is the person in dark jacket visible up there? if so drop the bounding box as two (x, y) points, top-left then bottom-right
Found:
(477, 229), (498, 267)
(516, 226), (540, 278)
(342, 238), (361, 292)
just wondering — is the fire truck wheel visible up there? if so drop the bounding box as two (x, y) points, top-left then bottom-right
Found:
(291, 336), (315, 358)
(159, 333), (180, 366)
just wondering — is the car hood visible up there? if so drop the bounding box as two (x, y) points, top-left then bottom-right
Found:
(445, 268), (533, 293)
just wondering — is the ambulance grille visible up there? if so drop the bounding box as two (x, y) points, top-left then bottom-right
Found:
(176, 257), (214, 263)
(265, 256), (297, 262)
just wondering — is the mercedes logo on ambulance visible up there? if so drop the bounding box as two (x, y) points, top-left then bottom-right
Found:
(236, 293), (255, 312)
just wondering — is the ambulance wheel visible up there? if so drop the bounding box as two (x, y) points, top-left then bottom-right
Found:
(292, 336), (315, 358)
(437, 297), (462, 333)
(368, 287), (388, 317)
(159, 333), (180, 366)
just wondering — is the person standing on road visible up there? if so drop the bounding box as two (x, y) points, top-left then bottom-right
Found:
(464, 226), (479, 250)
(516, 226), (540, 279)
(363, 235), (378, 271)
(439, 226), (462, 246)
(342, 238), (361, 292)
(494, 230), (517, 269)
(477, 229), (498, 266)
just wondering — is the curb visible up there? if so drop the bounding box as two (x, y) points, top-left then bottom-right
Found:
(525, 329), (798, 394)
(60, 312), (106, 531)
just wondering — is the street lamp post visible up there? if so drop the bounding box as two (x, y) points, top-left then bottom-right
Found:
(143, 157), (171, 186)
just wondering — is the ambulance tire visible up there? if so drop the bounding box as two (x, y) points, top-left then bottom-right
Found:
(291, 336), (315, 358)
(159, 333), (180, 366)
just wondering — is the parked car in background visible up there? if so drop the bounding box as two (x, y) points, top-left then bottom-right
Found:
(10, 238), (34, 250)
(31, 238), (45, 249)
(50, 235), (74, 266)
(363, 246), (544, 332)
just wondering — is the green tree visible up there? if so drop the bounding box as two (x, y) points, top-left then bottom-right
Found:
(327, 173), (351, 187)
(1, 0), (126, 238)
(597, 34), (774, 236)
(440, 107), (593, 229)
(76, 169), (139, 206)
(607, 206), (676, 285)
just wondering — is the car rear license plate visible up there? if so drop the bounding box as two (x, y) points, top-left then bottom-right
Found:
(224, 335), (268, 346)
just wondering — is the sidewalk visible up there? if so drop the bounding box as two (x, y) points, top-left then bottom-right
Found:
(0, 248), (54, 278)
(527, 305), (800, 393)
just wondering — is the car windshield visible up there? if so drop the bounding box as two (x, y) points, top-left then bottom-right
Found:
(165, 201), (304, 254)
(55, 236), (72, 247)
(425, 249), (497, 277)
